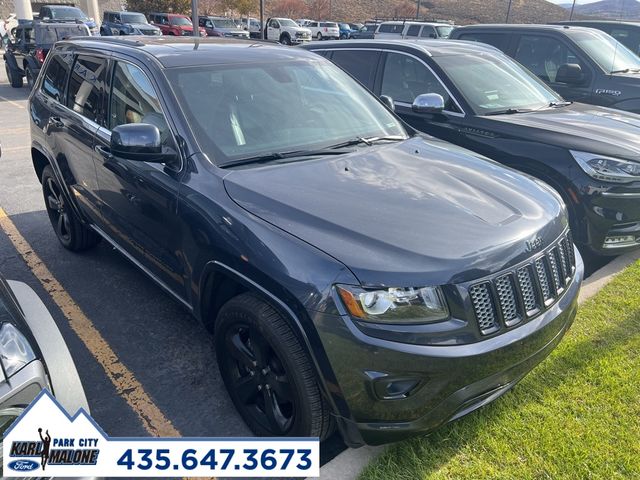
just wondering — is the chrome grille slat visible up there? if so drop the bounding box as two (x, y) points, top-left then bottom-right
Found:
(469, 231), (576, 336)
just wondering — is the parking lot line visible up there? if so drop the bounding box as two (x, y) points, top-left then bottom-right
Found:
(0, 206), (181, 437)
(0, 94), (26, 109)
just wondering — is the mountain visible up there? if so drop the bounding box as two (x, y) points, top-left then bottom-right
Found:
(320, 0), (572, 24)
(561, 0), (640, 19)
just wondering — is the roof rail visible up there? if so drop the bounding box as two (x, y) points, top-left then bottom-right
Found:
(69, 36), (145, 47)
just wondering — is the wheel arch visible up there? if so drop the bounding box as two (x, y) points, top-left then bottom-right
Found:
(31, 146), (50, 183)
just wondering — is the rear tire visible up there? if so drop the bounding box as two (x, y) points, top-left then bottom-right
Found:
(5, 64), (23, 88)
(41, 165), (101, 251)
(215, 293), (334, 440)
(25, 66), (35, 90)
(316, 32), (323, 41)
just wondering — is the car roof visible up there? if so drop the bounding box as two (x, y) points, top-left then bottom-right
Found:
(57, 36), (318, 68)
(555, 20), (640, 26)
(302, 38), (501, 57)
(454, 24), (601, 33)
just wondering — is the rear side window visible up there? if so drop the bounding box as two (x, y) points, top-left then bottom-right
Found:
(330, 49), (380, 89)
(457, 32), (509, 51)
(420, 26), (436, 38)
(406, 25), (420, 37)
(66, 55), (108, 123)
(379, 24), (403, 34)
(41, 52), (73, 102)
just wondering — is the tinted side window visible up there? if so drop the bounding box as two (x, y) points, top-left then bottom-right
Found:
(330, 49), (380, 88)
(457, 32), (509, 51)
(381, 52), (456, 111)
(41, 52), (73, 102)
(378, 24), (402, 33)
(406, 25), (420, 37)
(109, 62), (172, 147)
(420, 26), (436, 38)
(514, 35), (585, 83)
(66, 55), (107, 122)
(610, 28), (640, 55)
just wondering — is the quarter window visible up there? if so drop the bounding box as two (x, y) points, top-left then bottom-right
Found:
(66, 55), (107, 123)
(41, 52), (73, 102)
(330, 50), (380, 88)
(514, 35), (584, 83)
(420, 26), (436, 38)
(458, 32), (509, 51)
(109, 62), (172, 147)
(381, 52), (457, 111)
(406, 25), (420, 37)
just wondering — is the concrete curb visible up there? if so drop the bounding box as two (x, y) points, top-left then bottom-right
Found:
(319, 251), (640, 480)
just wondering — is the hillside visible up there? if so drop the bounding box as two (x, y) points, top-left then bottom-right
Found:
(312, 0), (572, 24)
(561, 0), (640, 19)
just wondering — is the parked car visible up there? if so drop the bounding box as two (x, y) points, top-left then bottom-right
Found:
(265, 17), (311, 44)
(38, 5), (98, 35)
(240, 17), (262, 38)
(338, 23), (354, 39)
(3, 20), (89, 89)
(296, 18), (313, 27)
(307, 21), (340, 40)
(29, 36), (582, 446)
(553, 20), (640, 56)
(148, 12), (206, 36)
(375, 21), (453, 40)
(101, 11), (161, 36)
(304, 39), (640, 255)
(451, 24), (640, 114)
(350, 22), (377, 39)
(199, 16), (248, 38)
(0, 273), (92, 477)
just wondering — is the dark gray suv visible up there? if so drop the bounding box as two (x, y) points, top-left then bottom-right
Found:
(29, 36), (582, 446)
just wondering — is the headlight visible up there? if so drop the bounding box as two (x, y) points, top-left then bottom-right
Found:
(336, 285), (449, 324)
(0, 323), (36, 377)
(571, 150), (640, 184)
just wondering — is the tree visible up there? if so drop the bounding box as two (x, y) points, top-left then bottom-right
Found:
(199, 0), (220, 15)
(307, 0), (330, 19)
(127, 0), (192, 14)
(219, 0), (258, 16)
(270, 0), (307, 18)
(393, 0), (417, 19)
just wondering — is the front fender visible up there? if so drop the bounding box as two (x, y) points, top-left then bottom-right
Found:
(608, 97), (640, 114)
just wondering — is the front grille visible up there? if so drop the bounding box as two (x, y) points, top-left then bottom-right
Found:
(469, 231), (576, 335)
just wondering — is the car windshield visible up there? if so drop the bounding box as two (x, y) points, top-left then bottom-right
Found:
(49, 7), (87, 20)
(170, 16), (191, 26)
(436, 25), (453, 38)
(212, 18), (238, 28)
(340, 24), (350, 29)
(571, 30), (640, 74)
(166, 59), (408, 165)
(121, 13), (147, 24)
(278, 19), (298, 27)
(435, 52), (562, 115)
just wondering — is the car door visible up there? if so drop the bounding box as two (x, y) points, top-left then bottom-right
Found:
(46, 53), (105, 223)
(377, 51), (465, 143)
(93, 59), (186, 300)
(512, 33), (593, 103)
(267, 19), (280, 40)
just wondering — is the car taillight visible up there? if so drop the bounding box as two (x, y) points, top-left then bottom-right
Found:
(35, 48), (46, 64)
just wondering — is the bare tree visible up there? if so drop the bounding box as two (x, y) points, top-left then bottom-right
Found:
(307, 0), (330, 19)
(270, 0), (307, 18)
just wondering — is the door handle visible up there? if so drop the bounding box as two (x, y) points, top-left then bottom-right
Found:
(95, 145), (113, 160)
(48, 116), (64, 128)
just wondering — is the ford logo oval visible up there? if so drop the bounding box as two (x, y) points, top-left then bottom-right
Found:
(8, 459), (39, 471)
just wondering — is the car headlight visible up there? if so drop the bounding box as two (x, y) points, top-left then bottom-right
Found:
(336, 285), (449, 324)
(571, 150), (640, 184)
(0, 323), (36, 377)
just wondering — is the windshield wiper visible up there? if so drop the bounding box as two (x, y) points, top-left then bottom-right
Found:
(326, 135), (407, 149)
(220, 148), (353, 168)
(549, 101), (572, 108)
(611, 68), (640, 74)
(485, 108), (534, 116)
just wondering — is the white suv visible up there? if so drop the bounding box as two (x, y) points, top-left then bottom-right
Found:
(375, 21), (454, 40)
(265, 17), (311, 45)
(307, 21), (340, 40)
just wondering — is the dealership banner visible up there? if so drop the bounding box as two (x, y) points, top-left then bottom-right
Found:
(3, 390), (319, 477)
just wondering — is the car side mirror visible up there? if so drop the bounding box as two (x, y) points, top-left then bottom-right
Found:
(379, 95), (395, 111)
(555, 63), (583, 85)
(412, 93), (445, 113)
(111, 124), (177, 165)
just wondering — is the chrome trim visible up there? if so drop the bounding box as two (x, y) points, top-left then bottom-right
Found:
(601, 191), (640, 198)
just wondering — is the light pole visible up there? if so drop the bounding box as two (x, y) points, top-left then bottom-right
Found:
(191, 0), (199, 37)
(505, 0), (513, 23)
(260, 0), (265, 39)
(569, 0), (577, 20)
(416, 0), (420, 19)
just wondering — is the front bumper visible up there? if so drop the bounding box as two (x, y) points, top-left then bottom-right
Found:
(315, 250), (583, 446)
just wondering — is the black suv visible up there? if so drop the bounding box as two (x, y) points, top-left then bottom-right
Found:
(29, 37), (582, 446)
(101, 10), (162, 36)
(451, 24), (640, 114)
(303, 39), (640, 256)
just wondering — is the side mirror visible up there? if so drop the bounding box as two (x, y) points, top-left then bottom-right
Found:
(111, 124), (177, 164)
(379, 95), (395, 111)
(412, 93), (445, 113)
(555, 63), (583, 84)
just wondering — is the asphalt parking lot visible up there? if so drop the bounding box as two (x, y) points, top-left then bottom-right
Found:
(0, 60), (347, 472)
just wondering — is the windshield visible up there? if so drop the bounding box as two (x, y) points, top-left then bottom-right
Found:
(435, 53), (562, 115)
(49, 7), (87, 20)
(170, 16), (192, 26)
(436, 25), (453, 38)
(571, 30), (640, 74)
(121, 13), (148, 24)
(340, 24), (350, 29)
(278, 19), (298, 27)
(167, 60), (407, 165)
(212, 18), (238, 28)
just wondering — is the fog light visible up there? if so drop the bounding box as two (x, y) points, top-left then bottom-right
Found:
(603, 235), (639, 249)
(366, 371), (420, 400)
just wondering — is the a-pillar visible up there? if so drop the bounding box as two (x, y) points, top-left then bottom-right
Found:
(14, 0), (33, 23)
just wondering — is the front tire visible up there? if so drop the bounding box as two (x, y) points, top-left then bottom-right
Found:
(279, 33), (291, 45)
(215, 293), (333, 439)
(41, 165), (100, 251)
(316, 32), (323, 41)
(5, 63), (23, 88)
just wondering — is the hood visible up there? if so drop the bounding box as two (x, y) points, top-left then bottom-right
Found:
(215, 27), (247, 33)
(223, 137), (567, 286)
(292, 27), (311, 34)
(129, 22), (157, 30)
(483, 102), (640, 160)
